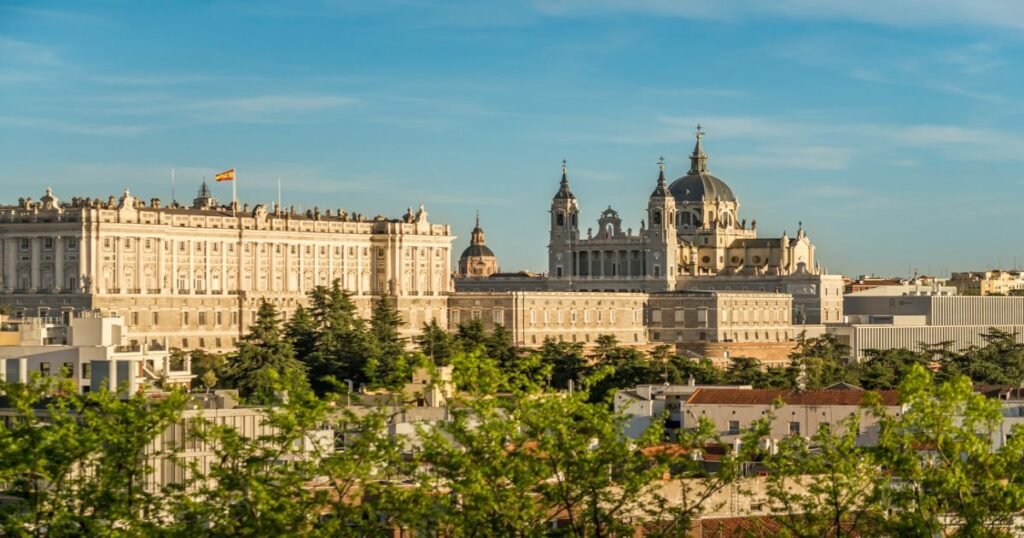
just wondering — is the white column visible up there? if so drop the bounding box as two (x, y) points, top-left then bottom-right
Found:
(4, 238), (15, 291)
(30, 238), (41, 291)
(54, 236), (64, 291)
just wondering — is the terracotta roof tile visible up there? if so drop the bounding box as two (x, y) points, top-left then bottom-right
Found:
(685, 388), (900, 407)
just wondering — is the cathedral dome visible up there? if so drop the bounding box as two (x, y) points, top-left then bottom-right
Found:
(668, 172), (735, 204)
(668, 126), (736, 204)
(461, 243), (495, 258)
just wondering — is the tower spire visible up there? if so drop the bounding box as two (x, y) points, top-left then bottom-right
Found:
(689, 124), (709, 174)
(554, 158), (575, 200)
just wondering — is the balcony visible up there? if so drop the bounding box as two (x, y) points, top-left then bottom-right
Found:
(147, 289), (161, 295)
(114, 344), (141, 353)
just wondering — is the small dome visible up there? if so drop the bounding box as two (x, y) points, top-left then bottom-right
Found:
(668, 173), (736, 204)
(460, 244), (495, 258)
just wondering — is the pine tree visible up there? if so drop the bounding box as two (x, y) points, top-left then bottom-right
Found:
(416, 319), (454, 365)
(305, 280), (375, 394)
(365, 296), (410, 390)
(283, 305), (317, 361)
(227, 301), (308, 404)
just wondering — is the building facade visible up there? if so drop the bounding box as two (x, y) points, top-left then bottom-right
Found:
(0, 184), (455, 350)
(950, 270), (1024, 296)
(457, 128), (844, 325)
(447, 291), (649, 347)
(830, 294), (1024, 360)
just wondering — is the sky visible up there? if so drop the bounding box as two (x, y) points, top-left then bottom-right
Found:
(3, 0), (1024, 278)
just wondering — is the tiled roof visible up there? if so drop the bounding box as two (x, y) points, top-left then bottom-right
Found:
(685, 388), (900, 407)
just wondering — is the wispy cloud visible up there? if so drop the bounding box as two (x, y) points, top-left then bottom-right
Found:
(532, 0), (1024, 30)
(0, 36), (59, 66)
(0, 116), (149, 136)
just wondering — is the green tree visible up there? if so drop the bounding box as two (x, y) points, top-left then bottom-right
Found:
(539, 338), (588, 391)
(189, 349), (227, 391)
(455, 318), (488, 352)
(304, 281), (376, 394)
(725, 356), (764, 386)
(364, 296), (410, 390)
(416, 318), (455, 366)
(763, 413), (882, 537)
(283, 304), (317, 361)
(871, 364), (1024, 536)
(226, 300), (308, 404)
(0, 376), (186, 536)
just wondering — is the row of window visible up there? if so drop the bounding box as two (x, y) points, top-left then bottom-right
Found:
(17, 237), (77, 250)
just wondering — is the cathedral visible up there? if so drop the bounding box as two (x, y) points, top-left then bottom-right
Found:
(548, 127), (818, 291)
(457, 127), (844, 325)
(458, 213), (498, 277)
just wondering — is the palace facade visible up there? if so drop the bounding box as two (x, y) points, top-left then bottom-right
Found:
(0, 183), (454, 350)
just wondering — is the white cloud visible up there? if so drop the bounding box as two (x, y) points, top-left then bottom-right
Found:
(532, 0), (1024, 30)
(0, 36), (59, 66)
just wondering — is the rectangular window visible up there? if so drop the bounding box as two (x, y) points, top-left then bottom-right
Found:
(82, 362), (91, 379)
(182, 338), (189, 348)
(20, 238), (30, 249)
(198, 312), (207, 326)
(493, 310), (504, 325)
(789, 422), (801, 436)
(62, 362), (73, 377)
(152, 312), (159, 326)
(182, 312), (190, 326)
(104, 238), (112, 249)
(40, 362), (50, 376)
(728, 420), (740, 434)
(130, 312), (139, 326)
(216, 311), (223, 325)
(43, 238), (53, 249)
(67, 238), (77, 249)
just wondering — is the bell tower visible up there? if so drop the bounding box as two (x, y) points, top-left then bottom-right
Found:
(644, 157), (677, 289)
(548, 160), (580, 280)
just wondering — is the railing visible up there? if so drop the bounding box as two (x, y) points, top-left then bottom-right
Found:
(147, 289), (161, 294)
(177, 290), (189, 295)
(147, 341), (166, 351)
(128, 288), (141, 294)
(114, 344), (141, 353)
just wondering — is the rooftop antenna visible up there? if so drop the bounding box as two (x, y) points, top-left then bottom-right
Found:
(277, 177), (282, 209)
(171, 168), (176, 205)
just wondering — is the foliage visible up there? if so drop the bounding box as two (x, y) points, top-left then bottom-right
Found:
(225, 300), (308, 405)
(364, 296), (411, 390)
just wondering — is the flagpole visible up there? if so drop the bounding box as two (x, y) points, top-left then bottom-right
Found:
(171, 168), (176, 206)
(277, 177), (281, 210)
(232, 168), (237, 217)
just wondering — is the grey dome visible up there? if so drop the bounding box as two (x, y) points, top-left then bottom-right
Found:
(460, 244), (495, 258)
(668, 173), (735, 204)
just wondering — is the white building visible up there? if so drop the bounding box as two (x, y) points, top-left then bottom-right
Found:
(0, 312), (191, 395)
(0, 184), (455, 351)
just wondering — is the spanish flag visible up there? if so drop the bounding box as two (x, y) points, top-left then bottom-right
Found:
(215, 168), (236, 182)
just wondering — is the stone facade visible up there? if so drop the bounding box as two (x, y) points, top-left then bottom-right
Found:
(447, 291), (648, 347)
(457, 128), (844, 325)
(0, 184), (454, 351)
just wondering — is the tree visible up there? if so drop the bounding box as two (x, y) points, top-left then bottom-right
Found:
(189, 349), (227, 391)
(0, 376), (186, 536)
(539, 338), (588, 391)
(283, 305), (317, 361)
(416, 319), (455, 366)
(725, 357), (764, 386)
(226, 300), (308, 404)
(763, 413), (882, 537)
(454, 318), (488, 352)
(870, 364), (1024, 536)
(485, 324), (518, 371)
(859, 348), (927, 390)
(304, 281), (376, 394)
(364, 296), (410, 390)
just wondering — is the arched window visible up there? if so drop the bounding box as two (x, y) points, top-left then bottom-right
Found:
(652, 210), (661, 225)
(556, 213), (564, 226)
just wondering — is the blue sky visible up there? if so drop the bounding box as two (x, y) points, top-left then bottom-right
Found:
(3, 1), (1024, 277)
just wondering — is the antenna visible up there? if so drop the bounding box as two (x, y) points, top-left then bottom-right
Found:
(277, 177), (282, 209)
(171, 168), (176, 205)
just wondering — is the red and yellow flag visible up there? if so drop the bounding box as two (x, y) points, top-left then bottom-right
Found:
(215, 168), (236, 182)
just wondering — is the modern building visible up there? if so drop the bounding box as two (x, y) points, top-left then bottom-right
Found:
(950, 270), (1024, 296)
(0, 185), (455, 350)
(683, 385), (901, 446)
(0, 312), (191, 394)
(447, 291), (648, 347)
(457, 213), (498, 277)
(830, 294), (1024, 360)
(456, 128), (845, 325)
